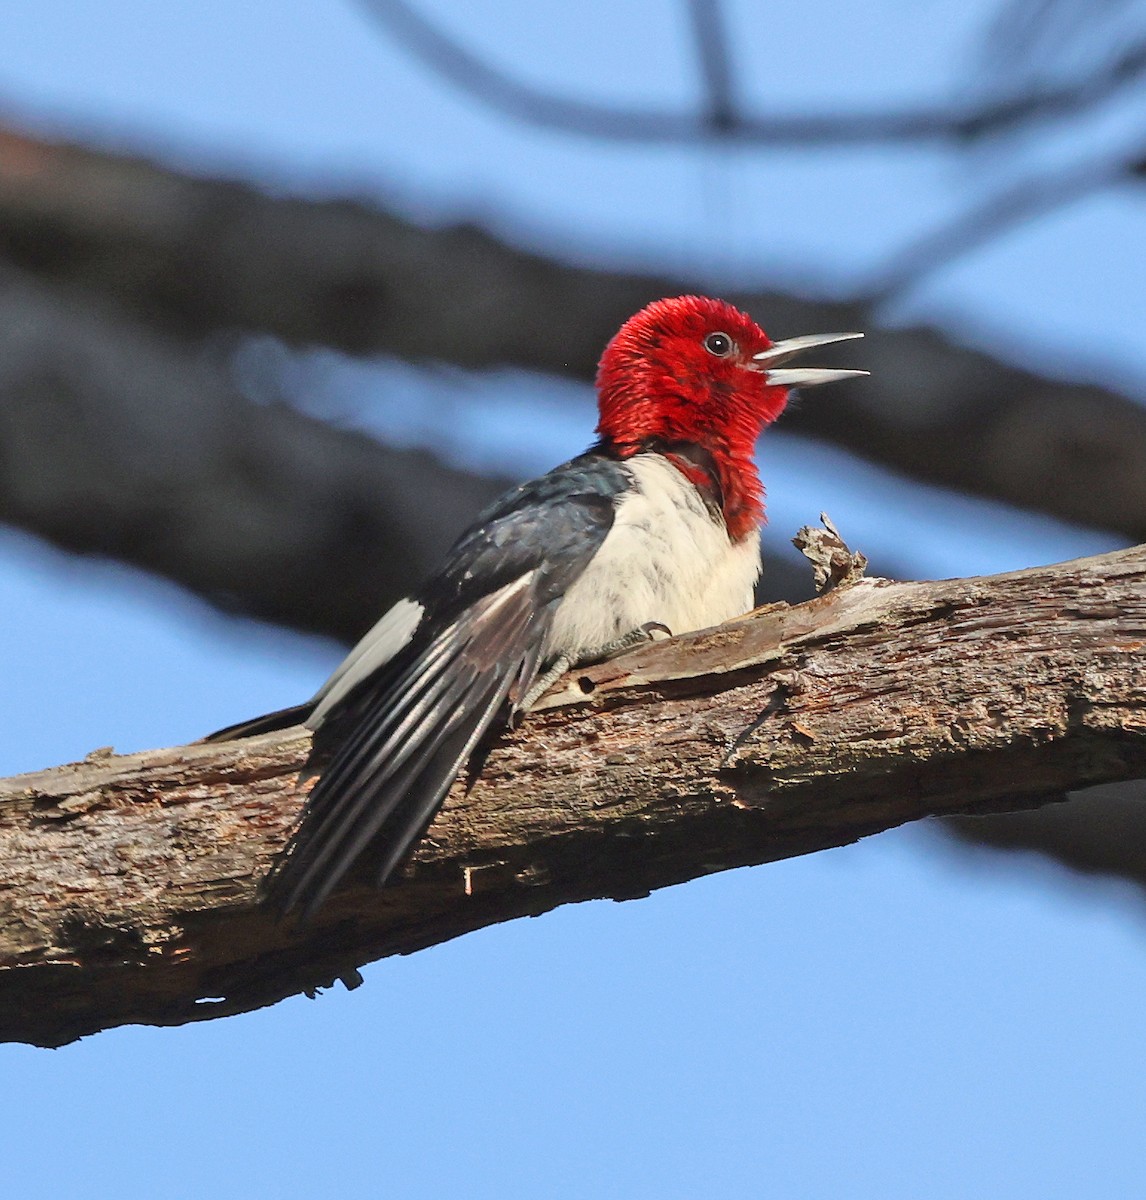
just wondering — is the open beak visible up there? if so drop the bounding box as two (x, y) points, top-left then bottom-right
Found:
(752, 331), (868, 388)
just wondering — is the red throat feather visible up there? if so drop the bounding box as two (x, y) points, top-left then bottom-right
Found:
(594, 295), (790, 540)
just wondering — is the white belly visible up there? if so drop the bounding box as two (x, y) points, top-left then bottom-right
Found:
(546, 453), (761, 658)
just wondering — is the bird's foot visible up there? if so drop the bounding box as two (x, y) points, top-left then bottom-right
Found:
(518, 654), (572, 713)
(518, 622), (672, 712)
(582, 621), (672, 663)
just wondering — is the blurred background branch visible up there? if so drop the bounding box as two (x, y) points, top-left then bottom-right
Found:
(357, 0), (1146, 143)
(867, 152), (1145, 304)
(3, 130), (1146, 554)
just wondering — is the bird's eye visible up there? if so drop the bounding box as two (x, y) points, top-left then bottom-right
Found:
(703, 332), (733, 357)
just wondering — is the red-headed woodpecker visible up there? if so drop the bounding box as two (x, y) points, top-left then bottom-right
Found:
(216, 295), (866, 917)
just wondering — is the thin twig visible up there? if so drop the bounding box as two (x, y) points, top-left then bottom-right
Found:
(356, 0), (1146, 145)
(687, 0), (738, 133)
(866, 154), (1133, 304)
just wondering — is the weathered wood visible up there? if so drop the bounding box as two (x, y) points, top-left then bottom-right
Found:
(2, 545), (1145, 1046)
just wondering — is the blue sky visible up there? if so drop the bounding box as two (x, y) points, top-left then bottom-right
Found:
(2, 2), (1145, 1197)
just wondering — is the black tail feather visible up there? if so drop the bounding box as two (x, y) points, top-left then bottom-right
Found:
(262, 581), (547, 920)
(202, 703), (314, 743)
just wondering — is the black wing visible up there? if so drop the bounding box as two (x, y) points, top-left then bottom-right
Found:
(266, 451), (630, 919)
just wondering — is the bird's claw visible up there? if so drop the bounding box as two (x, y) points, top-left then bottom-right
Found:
(592, 621), (674, 660)
(516, 621), (673, 714)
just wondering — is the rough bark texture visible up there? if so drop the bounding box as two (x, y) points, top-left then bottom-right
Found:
(2, 545), (1144, 1048)
(2, 124), (1145, 544)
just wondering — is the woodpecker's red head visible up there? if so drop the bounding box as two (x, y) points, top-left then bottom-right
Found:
(596, 295), (865, 538)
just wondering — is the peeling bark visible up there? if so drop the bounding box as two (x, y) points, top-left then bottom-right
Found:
(2, 545), (1145, 1047)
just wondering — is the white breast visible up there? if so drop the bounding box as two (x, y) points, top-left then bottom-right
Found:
(546, 452), (761, 658)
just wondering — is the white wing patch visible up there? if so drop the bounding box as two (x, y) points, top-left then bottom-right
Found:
(308, 597), (424, 728)
(546, 452), (761, 657)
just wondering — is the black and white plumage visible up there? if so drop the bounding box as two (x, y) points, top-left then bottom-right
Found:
(231, 446), (760, 918)
(212, 295), (866, 918)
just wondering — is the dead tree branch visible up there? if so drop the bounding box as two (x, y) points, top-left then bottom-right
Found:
(2, 544), (1144, 1048)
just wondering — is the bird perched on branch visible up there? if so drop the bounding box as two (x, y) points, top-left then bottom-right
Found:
(212, 295), (866, 918)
